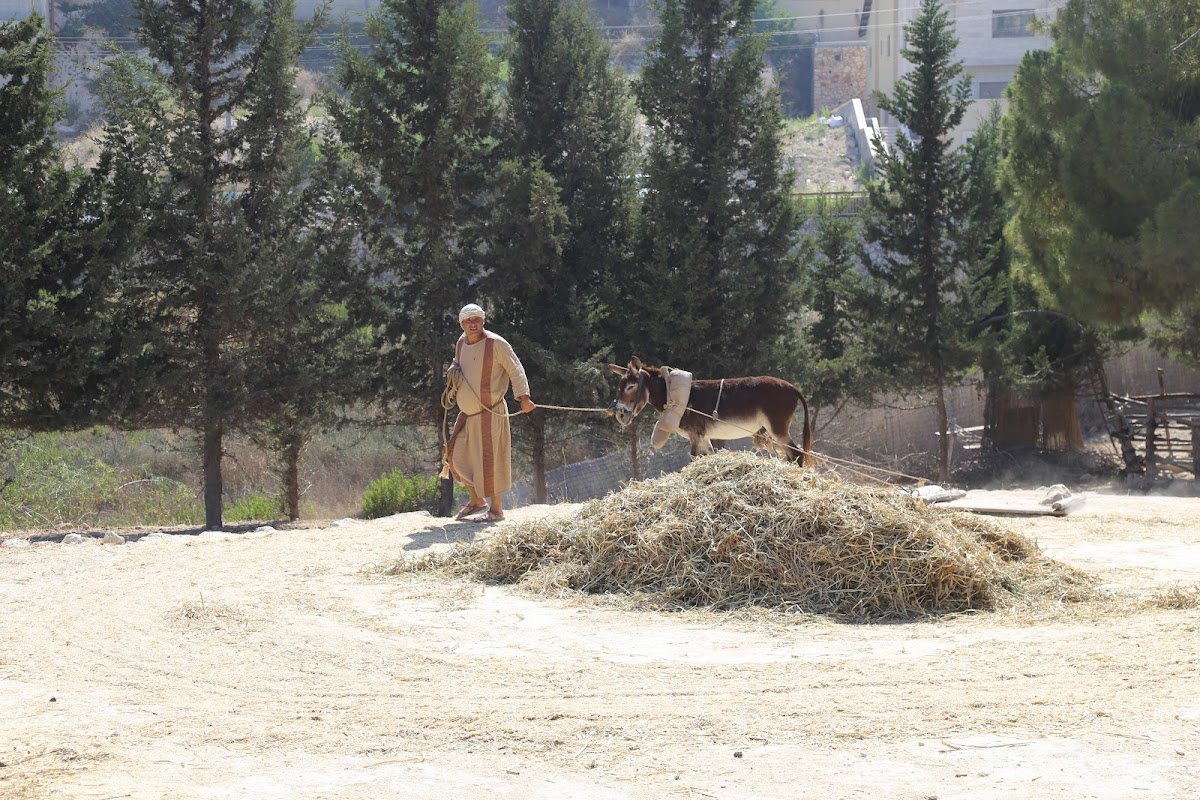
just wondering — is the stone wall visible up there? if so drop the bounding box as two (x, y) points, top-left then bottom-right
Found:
(813, 43), (866, 115)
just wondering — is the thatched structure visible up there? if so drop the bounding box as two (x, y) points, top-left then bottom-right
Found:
(401, 452), (1091, 619)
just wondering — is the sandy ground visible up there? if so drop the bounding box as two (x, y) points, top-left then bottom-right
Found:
(2, 486), (1199, 800)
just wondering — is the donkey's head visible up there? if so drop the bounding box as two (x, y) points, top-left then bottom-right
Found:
(607, 356), (654, 428)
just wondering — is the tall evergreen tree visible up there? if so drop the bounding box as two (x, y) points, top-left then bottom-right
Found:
(795, 205), (874, 432)
(629, 0), (802, 378)
(233, 0), (375, 521)
(1003, 0), (1200, 365)
(489, 0), (640, 502)
(328, 0), (500, 515)
(0, 14), (138, 433)
(2, 13), (79, 429)
(858, 0), (974, 484)
(100, 0), (342, 528)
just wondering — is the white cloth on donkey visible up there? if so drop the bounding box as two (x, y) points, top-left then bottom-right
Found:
(651, 367), (693, 451)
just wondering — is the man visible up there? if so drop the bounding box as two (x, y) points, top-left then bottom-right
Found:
(446, 303), (536, 522)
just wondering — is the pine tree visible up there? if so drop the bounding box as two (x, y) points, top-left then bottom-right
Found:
(234, 0), (376, 521)
(0, 14), (133, 432)
(99, 0), (345, 528)
(328, 0), (500, 515)
(629, 0), (802, 378)
(1003, 0), (1200, 364)
(487, 0), (640, 502)
(795, 205), (874, 432)
(858, 0), (974, 484)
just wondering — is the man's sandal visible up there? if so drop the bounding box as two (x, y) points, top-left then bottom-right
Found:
(455, 502), (487, 520)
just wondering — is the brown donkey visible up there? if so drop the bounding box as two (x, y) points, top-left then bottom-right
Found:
(608, 357), (811, 464)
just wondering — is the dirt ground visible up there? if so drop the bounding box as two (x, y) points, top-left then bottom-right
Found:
(2, 485), (1198, 800)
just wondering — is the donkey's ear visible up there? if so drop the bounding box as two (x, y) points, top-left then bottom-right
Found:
(608, 364), (628, 377)
(630, 356), (644, 371)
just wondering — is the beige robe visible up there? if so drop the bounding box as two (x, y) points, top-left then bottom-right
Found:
(448, 331), (530, 498)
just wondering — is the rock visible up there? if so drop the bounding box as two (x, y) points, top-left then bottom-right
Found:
(3, 538), (31, 548)
(1039, 484), (1072, 505)
(103, 532), (126, 545)
(62, 533), (85, 544)
(329, 518), (357, 528)
(254, 525), (276, 533)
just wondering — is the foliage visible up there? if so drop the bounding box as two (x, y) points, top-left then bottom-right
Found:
(0, 14), (133, 433)
(361, 469), (442, 518)
(327, 0), (500, 416)
(1003, 0), (1200, 359)
(489, 0), (641, 501)
(755, 1), (816, 116)
(0, 431), (202, 530)
(226, 493), (284, 522)
(794, 202), (875, 426)
(628, 0), (802, 378)
(858, 0), (974, 483)
(96, 0), (351, 528)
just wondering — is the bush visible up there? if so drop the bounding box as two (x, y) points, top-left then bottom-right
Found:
(0, 432), (207, 530)
(226, 493), (283, 523)
(361, 470), (441, 519)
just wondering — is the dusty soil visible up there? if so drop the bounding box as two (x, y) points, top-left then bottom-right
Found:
(2, 487), (1198, 799)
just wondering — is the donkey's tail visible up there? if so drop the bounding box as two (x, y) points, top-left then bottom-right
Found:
(796, 387), (812, 468)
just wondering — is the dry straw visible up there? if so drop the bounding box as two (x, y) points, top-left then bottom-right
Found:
(400, 451), (1092, 619)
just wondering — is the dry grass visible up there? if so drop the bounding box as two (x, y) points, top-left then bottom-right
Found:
(1138, 583), (1200, 610)
(393, 451), (1093, 620)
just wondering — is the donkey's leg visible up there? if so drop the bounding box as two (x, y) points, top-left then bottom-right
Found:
(767, 417), (804, 464)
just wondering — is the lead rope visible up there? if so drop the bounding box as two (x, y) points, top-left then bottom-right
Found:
(441, 369), (924, 488)
(439, 368), (611, 478)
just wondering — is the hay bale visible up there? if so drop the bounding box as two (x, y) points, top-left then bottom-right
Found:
(406, 451), (1089, 619)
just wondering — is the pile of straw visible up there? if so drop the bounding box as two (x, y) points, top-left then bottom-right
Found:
(405, 451), (1090, 619)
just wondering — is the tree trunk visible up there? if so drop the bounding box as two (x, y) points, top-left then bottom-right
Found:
(935, 379), (950, 485)
(203, 419), (223, 530)
(281, 433), (303, 521)
(530, 414), (547, 504)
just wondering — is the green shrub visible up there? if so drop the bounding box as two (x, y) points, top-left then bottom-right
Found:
(361, 470), (441, 519)
(0, 433), (121, 529)
(226, 493), (283, 523)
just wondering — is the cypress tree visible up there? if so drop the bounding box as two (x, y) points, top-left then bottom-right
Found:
(0, 14), (135, 432)
(1003, 0), (1200, 364)
(99, 0), (343, 528)
(629, 0), (802, 378)
(328, 0), (500, 515)
(858, 0), (975, 484)
(488, 0), (640, 502)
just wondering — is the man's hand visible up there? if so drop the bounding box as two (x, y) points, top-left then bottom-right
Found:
(518, 395), (536, 414)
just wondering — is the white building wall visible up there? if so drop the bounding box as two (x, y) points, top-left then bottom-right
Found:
(867, 0), (1062, 144)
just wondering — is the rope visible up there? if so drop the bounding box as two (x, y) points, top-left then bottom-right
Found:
(675, 404), (929, 486)
(438, 369), (610, 478)
(439, 369), (928, 488)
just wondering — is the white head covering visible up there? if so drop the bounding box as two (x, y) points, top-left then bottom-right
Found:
(458, 303), (485, 323)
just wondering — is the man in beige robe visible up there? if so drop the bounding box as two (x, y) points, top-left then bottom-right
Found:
(447, 304), (535, 522)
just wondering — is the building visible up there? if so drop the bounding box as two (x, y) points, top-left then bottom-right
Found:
(775, 0), (865, 43)
(864, 0), (1063, 144)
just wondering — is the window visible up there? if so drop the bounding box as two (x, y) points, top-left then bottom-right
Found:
(992, 9), (1035, 38)
(978, 81), (1009, 99)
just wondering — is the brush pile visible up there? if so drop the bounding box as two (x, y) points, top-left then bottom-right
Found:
(405, 451), (1090, 619)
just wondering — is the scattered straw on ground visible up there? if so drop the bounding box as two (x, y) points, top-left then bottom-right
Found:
(393, 451), (1093, 620)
